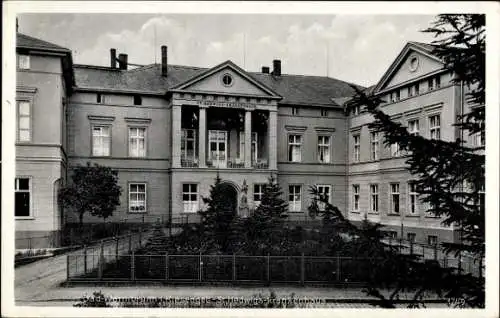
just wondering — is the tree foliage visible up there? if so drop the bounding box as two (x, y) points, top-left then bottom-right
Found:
(346, 14), (485, 307)
(58, 162), (122, 226)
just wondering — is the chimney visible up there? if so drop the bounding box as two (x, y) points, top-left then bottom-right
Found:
(272, 59), (281, 76)
(261, 66), (270, 74)
(118, 53), (128, 70)
(110, 48), (117, 68)
(161, 45), (168, 77)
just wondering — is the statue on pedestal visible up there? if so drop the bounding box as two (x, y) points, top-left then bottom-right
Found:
(239, 180), (249, 218)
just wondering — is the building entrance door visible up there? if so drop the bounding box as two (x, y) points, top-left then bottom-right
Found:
(209, 130), (227, 168)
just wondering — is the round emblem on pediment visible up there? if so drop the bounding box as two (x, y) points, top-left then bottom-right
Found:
(221, 73), (234, 87)
(409, 55), (419, 72)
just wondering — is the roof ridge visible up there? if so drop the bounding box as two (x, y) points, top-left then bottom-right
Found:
(17, 32), (70, 51)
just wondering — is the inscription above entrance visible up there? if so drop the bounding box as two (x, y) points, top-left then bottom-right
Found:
(198, 100), (256, 111)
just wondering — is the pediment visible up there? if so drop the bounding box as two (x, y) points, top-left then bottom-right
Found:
(171, 60), (280, 98)
(375, 42), (444, 93)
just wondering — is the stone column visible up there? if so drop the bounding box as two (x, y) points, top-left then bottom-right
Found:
(268, 110), (278, 170)
(172, 105), (182, 168)
(198, 106), (207, 167)
(244, 110), (252, 168)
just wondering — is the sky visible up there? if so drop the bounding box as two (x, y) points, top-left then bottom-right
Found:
(18, 13), (437, 87)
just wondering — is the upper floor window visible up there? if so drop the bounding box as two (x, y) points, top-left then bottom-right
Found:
(182, 183), (199, 213)
(370, 131), (379, 160)
(92, 125), (111, 156)
(408, 119), (420, 136)
(370, 184), (379, 213)
(407, 233), (416, 243)
(15, 178), (31, 217)
(352, 105), (360, 116)
(17, 54), (30, 70)
(129, 127), (146, 157)
(408, 181), (418, 215)
(317, 135), (331, 163)
(427, 235), (438, 246)
(390, 183), (400, 214)
(428, 78), (434, 91)
(474, 131), (485, 147)
(353, 134), (360, 162)
(291, 107), (299, 116)
(428, 76), (441, 91)
(239, 132), (258, 162)
(316, 185), (331, 210)
(352, 184), (360, 212)
(391, 142), (401, 157)
(435, 76), (441, 88)
(429, 115), (441, 140)
(320, 108), (328, 117)
(288, 134), (302, 162)
(17, 101), (31, 142)
(288, 185), (302, 212)
(129, 183), (146, 213)
(253, 184), (265, 207)
(97, 93), (105, 104)
(390, 90), (400, 103)
(133, 95), (142, 106)
(407, 83), (420, 97)
(182, 129), (197, 161)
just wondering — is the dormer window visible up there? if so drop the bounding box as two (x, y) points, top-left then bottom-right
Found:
(97, 93), (105, 104)
(221, 73), (233, 87)
(133, 95), (142, 105)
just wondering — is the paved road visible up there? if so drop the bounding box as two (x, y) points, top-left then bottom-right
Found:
(15, 229), (152, 303)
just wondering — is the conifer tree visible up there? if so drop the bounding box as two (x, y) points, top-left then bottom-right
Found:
(346, 14), (485, 307)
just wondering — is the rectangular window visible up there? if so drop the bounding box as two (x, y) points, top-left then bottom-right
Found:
(352, 105), (360, 116)
(386, 231), (397, 239)
(428, 78), (434, 91)
(390, 90), (400, 102)
(133, 95), (142, 105)
(429, 115), (441, 140)
(415, 83), (420, 95)
(391, 142), (401, 157)
(292, 107), (299, 116)
(317, 135), (331, 163)
(253, 184), (265, 207)
(17, 101), (31, 142)
(427, 235), (438, 246)
(390, 183), (400, 214)
(129, 127), (146, 157)
(353, 134), (360, 162)
(129, 183), (146, 213)
(407, 233), (416, 243)
(182, 129), (197, 161)
(352, 184), (360, 212)
(321, 109), (328, 117)
(370, 131), (379, 160)
(96, 93), (105, 104)
(288, 134), (302, 162)
(182, 184), (198, 213)
(15, 178), (31, 217)
(370, 184), (379, 213)
(239, 132), (258, 162)
(92, 126), (111, 156)
(17, 54), (30, 70)
(288, 185), (302, 212)
(474, 131), (485, 147)
(407, 86), (414, 97)
(408, 181), (418, 215)
(317, 185), (331, 210)
(408, 119), (420, 136)
(435, 76), (441, 88)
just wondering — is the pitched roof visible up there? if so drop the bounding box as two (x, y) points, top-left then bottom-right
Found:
(17, 33), (70, 52)
(74, 63), (364, 106)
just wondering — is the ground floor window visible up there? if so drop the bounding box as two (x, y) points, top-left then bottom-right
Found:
(427, 235), (438, 246)
(129, 183), (146, 212)
(370, 184), (379, 213)
(316, 185), (331, 210)
(352, 184), (360, 212)
(182, 184), (198, 213)
(288, 185), (302, 212)
(407, 232), (416, 243)
(253, 184), (265, 207)
(15, 178), (31, 217)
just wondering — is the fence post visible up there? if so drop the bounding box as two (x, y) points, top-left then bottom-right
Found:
(266, 254), (271, 284)
(336, 256), (341, 282)
(66, 255), (70, 280)
(98, 240), (104, 280)
(28, 237), (32, 250)
(199, 253), (203, 282)
(84, 245), (88, 274)
(128, 231), (132, 254)
(131, 251), (135, 280)
(139, 228), (142, 248)
(165, 252), (169, 281)
(115, 237), (119, 262)
(232, 254), (236, 283)
(410, 241), (413, 255)
(458, 252), (462, 272)
(300, 253), (305, 286)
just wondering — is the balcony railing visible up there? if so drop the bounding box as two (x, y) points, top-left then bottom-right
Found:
(181, 158), (199, 168)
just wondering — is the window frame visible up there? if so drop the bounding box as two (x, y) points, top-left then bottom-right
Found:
(128, 126), (147, 158)
(390, 142), (401, 157)
(182, 183), (199, 213)
(133, 95), (142, 106)
(427, 235), (438, 246)
(370, 131), (379, 161)
(407, 232), (416, 243)
(320, 108), (329, 117)
(429, 114), (441, 140)
(17, 54), (30, 70)
(182, 128), (198, 161)
(352, 184), (360, 212)
(91, 124), (112, 157)
(15, 177), (33, 219)
(253, 184), (265, 207)
(316, 184), (332, 210)
(288, 134), (302, 163)
(370, 184), (379, 213)
(408, 181), (419, 215)
(288, 184), (302, 212)
(128, 182), (147, 213)
(291, 107), (300, 116)
(408, 119), (420, 136)
(16, 100), (32, 143)
(96, 93), (106, 104)
(353, 134), (360, 162)
(317, 135), (331, 163)
(390, 183), (400, 215)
